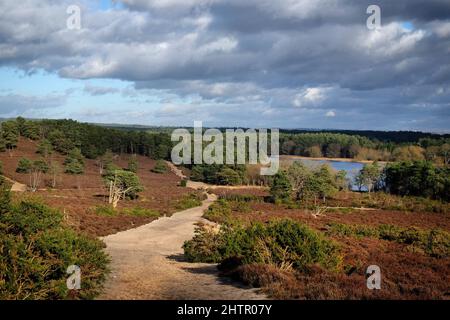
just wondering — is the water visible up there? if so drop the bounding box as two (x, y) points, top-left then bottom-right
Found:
(287, 158), (365, 191)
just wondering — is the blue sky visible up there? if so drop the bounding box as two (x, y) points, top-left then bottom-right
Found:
(0, 0), (449, 131)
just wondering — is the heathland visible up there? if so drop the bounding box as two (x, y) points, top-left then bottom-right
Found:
(0, 117), (448, 299)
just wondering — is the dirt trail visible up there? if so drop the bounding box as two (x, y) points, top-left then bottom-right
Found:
(165, 161), (266, 190)
(1, 175), (27, 192)
(99, 193), (265, 300)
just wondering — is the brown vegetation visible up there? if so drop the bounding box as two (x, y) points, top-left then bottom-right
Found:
(3, 138), (196, 237)
(205, 189), (450, 300)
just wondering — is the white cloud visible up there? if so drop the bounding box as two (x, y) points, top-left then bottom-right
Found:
(325, 110), (336, 117)
(293, 87), (328, 107)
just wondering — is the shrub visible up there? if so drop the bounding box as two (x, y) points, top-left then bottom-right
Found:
(175, 193), (204, 210)
(93, 205), (118, 216)
(151, 160), (167, 174)
(16, 157), (32, 173)
(184, 219), (342, 272)
(180, 179), (187, 187)
(183, 224), (224, 263)
(0, 192), (109, 299)
(219, 194), (260, 202)
(203, 199), (232, 223)
(127, 156), (138, 173)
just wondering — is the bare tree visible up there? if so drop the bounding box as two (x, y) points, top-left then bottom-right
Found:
(49, 161), (61, 188)
(29, 160), (49, 192)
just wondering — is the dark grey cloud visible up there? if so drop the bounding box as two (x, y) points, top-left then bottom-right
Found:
(0, 0), (449, 131)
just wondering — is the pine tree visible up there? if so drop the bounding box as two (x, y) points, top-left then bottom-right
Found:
(128, 155), (138, 173)
(270, 171), (292, 203)
(37, 139), (53, 158)
(16, 158), (32, 173)
(2, 120), (19, 156)
(64, 148), (85, 175)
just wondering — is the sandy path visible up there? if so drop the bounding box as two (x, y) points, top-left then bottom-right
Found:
(98, 193), (264, 300)
(1, 175), (27, 192)
(165, 161), (266, 190)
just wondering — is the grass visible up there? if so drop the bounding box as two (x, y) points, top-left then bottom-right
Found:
(121, 207), (160, 217)
(174, 193), (205, 210)
(93, 205), (160, 218)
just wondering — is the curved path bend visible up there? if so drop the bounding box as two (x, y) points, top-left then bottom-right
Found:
(99, 193), (265, 300)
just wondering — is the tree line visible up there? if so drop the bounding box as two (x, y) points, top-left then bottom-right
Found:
(279, 132), (450, 164)
(270, 160), (450, 204)
(0, 117), (173, 160)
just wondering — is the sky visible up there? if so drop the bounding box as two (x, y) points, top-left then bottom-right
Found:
(0, 0), (449, 132)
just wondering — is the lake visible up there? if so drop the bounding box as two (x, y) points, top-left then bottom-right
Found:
(282, 157), (366, 191)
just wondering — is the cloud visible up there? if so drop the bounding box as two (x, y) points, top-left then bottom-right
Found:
(325, 110), (336, 117)
(0, 93), (67, 117)
(0, 0), (449, 131)
(293, 87), (328, 107)
(83, 84), (120, 96)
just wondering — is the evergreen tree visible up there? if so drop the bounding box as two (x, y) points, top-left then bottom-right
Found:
(128, 155), (138, 173)
(0, 136), (6, 152)
(355, 162), (381, 193)
(36, 139), (53, 158)
(2, 120), (19, 155)
(270, 171), (292, 203)
(216, 167), (242, 185)
(151, 160), (168, 174)
(16, 158), (32, 174)
(104, 169), (144, 208)
(64, 148), (85, 175)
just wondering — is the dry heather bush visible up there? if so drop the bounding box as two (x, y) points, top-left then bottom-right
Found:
(234, 263), (296, 289)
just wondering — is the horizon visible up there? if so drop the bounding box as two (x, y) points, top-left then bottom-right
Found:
(2, 116), (450, 135)
(0, 1), (449, 132)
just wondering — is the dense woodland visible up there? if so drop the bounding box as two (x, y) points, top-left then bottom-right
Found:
(0, 117), (172, 160)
